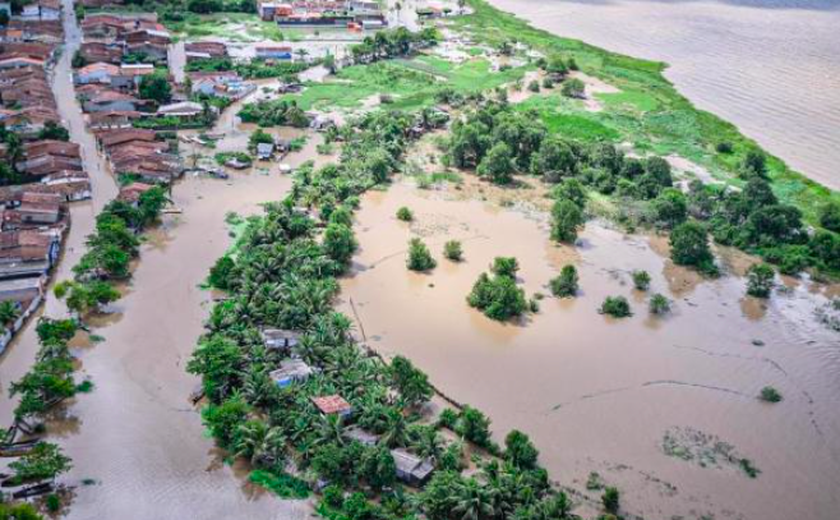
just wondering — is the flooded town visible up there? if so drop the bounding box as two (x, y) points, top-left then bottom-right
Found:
(0, 0), (838, 520)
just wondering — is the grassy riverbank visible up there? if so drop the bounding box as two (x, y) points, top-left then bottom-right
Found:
(452, 0), (839, 223)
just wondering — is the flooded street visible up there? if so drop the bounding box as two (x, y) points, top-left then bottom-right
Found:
(340, 178), (840, 520)
(487, 0), (840, 190)
(0, 0), (119, 421)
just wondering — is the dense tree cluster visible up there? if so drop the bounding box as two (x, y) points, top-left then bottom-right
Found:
(468, 257), (528, 321)
(350, 27), (439, 64)
(238, 99), (310, 128)
(55, 187), (168, 314)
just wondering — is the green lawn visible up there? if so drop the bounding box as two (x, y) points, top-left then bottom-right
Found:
(451, 0), (839, 223)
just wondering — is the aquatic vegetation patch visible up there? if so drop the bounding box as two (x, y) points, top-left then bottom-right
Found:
(662, 426), (761, 478)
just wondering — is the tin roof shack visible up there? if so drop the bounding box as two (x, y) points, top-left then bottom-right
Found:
(270, 358), (315, 388)
(343, 426), (380, 447)
(312, 395), (353, 418)
(260, 328), (301, 351)
(391, 448), (434, 486)
(255, 44), (292, 60)
(256, 142), (275, 161)
(157, 101), (205, 120)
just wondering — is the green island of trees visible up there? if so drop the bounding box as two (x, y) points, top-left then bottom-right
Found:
(468, 257), (528, 321)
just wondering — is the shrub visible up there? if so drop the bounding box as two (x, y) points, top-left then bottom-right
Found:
(746, 264), (775, 298)
(649, 293), (671, 315)
(46, 493), (61, 512)
(759, 386), (782, 403)
(467, 272), (528, 321)
(550, 265), (578, 297)
(396, 206), (413, 221)
(600, 296), (631, 318)
(457, 406), (492, 447)
(551, 198), (584, 243)
(527, 80), (540, 93)
(561, 78), (585, 98)
(443, 240), (463, 261)
(632, 270), (651, 291)
(491, 256), (519, 278)
(819, 201), (840, 233)
(407, 238), (436, 271)
(652, 188), (688, 228)
(602, 487), (620, 514)
(670, 221), (717, 275)
(504, 430), (539, 469)
(716, 141), (733, 154)
(541, 77), (554, 89)
(437, 408), (459, 429)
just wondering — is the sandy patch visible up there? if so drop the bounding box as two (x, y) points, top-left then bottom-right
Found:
(569, 71), (619, 112)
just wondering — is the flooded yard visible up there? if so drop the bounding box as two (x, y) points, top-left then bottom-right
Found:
(339, 178), (840, 520)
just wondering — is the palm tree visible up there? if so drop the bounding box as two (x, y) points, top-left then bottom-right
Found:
(294, 48), (309, 63)
(410, 425), (443, 461)
(380, 407), (409, 448)
(0, 300), (20, 329)
(454, 479), (495, 520)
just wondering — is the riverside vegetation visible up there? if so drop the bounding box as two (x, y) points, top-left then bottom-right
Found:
(191, 109), (608, 519)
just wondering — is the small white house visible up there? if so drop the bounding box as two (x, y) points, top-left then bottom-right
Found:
(257, 142), (274, 160)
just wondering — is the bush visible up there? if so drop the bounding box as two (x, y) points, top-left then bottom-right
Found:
(649, 293), (671, 315)
(819, 201), (840, 233)
(631, 270), (651, 291)
(551, 198), (584, 243)
(457, 406), (492, 447)
(759, 386), (782, 403)
(527, 80), (540, 93)
(602, 487), (620, 514)
(323, 223), (358, 268)
(396, 206), (413, 221)
(504, 430), (539, 469)
(443, 240), (463, 261)
(437, 408), (458, 429)
(561, 78), (585, 98)
(467, 272), (528, 321)
(491, 256), (519, 278)
(670, 221), (717, 275)
(46, 493), (61, 512)
(600, 296), (631, 318)
(407, 238), (436, 271)
(652, 188), (688, 228)
(549, 265), (578, 297)
(716, 141), (733, 154)
(541, 77), (554, 89)
(746, 264), (775, 298)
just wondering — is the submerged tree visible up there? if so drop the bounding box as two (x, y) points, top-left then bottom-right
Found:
(549, 265), (579, 297)
(407, 238), (437, 271)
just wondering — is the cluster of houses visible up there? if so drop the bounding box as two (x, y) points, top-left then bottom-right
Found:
(79, 12), (172, 65)
(260, 327), (436, 487)
(95, 128), (181, 184)
(186, 42), (256, 102)
(0, 187), (67, 352)
(257, 0), (386, 30)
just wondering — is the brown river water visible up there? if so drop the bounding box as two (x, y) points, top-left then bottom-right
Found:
(339, 176), (840, 520)
(487, 0), (840, 190)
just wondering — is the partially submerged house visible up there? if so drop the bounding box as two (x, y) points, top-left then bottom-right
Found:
(256, 142), (275, 161)
(391, 448), (434, 486)
(270, 358), (315, 388)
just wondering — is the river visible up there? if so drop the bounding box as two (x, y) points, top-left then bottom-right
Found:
(486, 0), (840, 190)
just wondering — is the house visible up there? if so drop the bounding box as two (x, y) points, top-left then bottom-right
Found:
(261, 328), (301, 350)
(255, 44), (292, 60)
(117, 182), (155, 204)
(87, 110), (143, 130)
(391, 448), (434, 486)
(0, 276), (43, 303)
(184, 41), (227, 60)
(156, 101), (204, 118)
(79, 41), (125, 64)
(310, 114), (335, 132)
(83, 89), (143, 112)
(9, 191), (61, 226)
(0, 229), (60, 279)
(0, 56), (45, 70)
(97, 127), (157, 148)
(343, 426), (380, 447)
(256, 142), (274, 160)
(111, 63), (155, 89)
(269, 358), (315, 388)
(258, 1), (283, 21)
(311, 395), (353, 418)
(24, 140), (81, 161)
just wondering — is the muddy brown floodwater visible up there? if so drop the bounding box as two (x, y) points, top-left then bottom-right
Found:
(339, 178), (840, 520)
